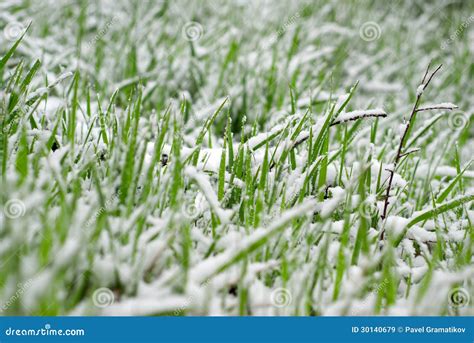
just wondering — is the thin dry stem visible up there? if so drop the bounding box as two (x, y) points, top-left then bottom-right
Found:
(380, 64), (442, 227)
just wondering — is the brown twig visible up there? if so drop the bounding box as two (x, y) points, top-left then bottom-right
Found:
(380, 64), (442, 227)
(399, 148), (420, 158)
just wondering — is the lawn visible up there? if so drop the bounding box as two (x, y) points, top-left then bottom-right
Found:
(0, 0), (473, 315)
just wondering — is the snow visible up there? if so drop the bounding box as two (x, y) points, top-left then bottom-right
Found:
(407, 226), (436, 243)
(26, 71), (73, 102)
(185, 166), (232, 223)
(416, 84), (425, 96)
(362, 80), (402, 92)
(333, 108), (387, 125)
(93, 255), (116, 286)
(384, 216), (409, 238)
(54, 237), (80, 269)
(319, 187), (345, 218)
(1, 0), (472, 317)
(371, 160), (407, 188)
(198, 148), (222, 173)
(288, 47), (334, 74)
(416, 164), (474, 179)
(189, 198), (317, 283)
(417, 102), (458, 111)
(102, 296), (189, 316)
(247, 124), (284, 150)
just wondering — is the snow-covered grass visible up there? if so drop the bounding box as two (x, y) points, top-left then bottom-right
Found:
(0, 0), (473, 316)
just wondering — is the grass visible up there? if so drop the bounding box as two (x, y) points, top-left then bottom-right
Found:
(0, 0), (473, 316)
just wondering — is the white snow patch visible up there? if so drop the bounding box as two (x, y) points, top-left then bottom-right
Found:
(185, 166), (232, 224)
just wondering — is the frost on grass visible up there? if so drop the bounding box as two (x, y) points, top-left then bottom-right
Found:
(0, 0), (473, 316)
(331, 108), (387, 126)
(416, 84), (425, 97)
(416, 103), (458, 112)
